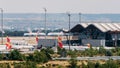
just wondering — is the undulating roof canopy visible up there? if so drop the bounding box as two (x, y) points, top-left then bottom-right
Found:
(69, 24), (85, 33)
(70, 23), (120, 33)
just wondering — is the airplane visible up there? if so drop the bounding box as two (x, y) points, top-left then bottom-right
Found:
(62, 45), (89, 51)
(0, 41), (34, 51)
(47, 32), (64, 36)
(24, 28), (45, 36)
(0, 36), (35, 52)
(11, 41), (34, 49)
(0, 45), (7, 51)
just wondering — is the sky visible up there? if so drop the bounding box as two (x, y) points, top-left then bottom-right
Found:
(0, 0), (120, 13)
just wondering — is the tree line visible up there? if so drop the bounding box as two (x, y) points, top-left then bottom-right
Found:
(0, 48), (54, 68)
(0, 46), (120, 68)
(0, 30), (27, 36)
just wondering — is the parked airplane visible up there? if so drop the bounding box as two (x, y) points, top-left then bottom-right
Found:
(24, 33), (45, 36)
(48, 32), (64, 36)
(0, 45), (7, 51)
(62, 45), (89, 51)
(11, 40), (34, 49)
(0, 36), (35, 52)
(24, 28), (45, 36)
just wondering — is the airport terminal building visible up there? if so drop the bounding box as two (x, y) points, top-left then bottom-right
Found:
(69, 23), (120, 47)
(38, 23), (120, 47)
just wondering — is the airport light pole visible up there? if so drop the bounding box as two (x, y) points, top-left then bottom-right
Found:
(79, 13), (81, 23)
(0, 8), (3, 45)
(114, 31), (118, 47)
(115, 34), (117, 47)
(67, 12), (71, 50)
(43, 8), (47, 40)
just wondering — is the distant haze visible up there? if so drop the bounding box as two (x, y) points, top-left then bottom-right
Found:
(2, 13), (120, 31)
(0, 0), (120, 13)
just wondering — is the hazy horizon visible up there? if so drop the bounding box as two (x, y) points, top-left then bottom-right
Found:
(2, 13), (120, 31)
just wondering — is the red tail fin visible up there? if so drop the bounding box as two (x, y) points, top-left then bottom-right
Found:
(6, 36), (12, 49)
(36, 36), (39, 43)
(58, 36), (63, 48)
(5, 42), (12, 49)
(7, 36), (10, 43)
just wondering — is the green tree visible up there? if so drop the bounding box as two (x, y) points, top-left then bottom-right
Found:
(105, 50), (113, 56)
(102, 59), (119, 68)
(67, 50), (77, 57)
(40, 51), (48, 63)
(33, 50), (49, 63)
(117, 50), (120, 56)
(99, 46), (106, 55)
(95, 62), (101, 68)
(87, 61), (95, 68)
(26, 54), (34, 61)
(69, 58), (78, 68)
(41, 48), (52, 60)
(33, 50), (42, 63)
(46, 47), (54, 54)
(0, 54), (4, 60)
(8, 49), (23, 60)
(57, 46), (62, 54)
